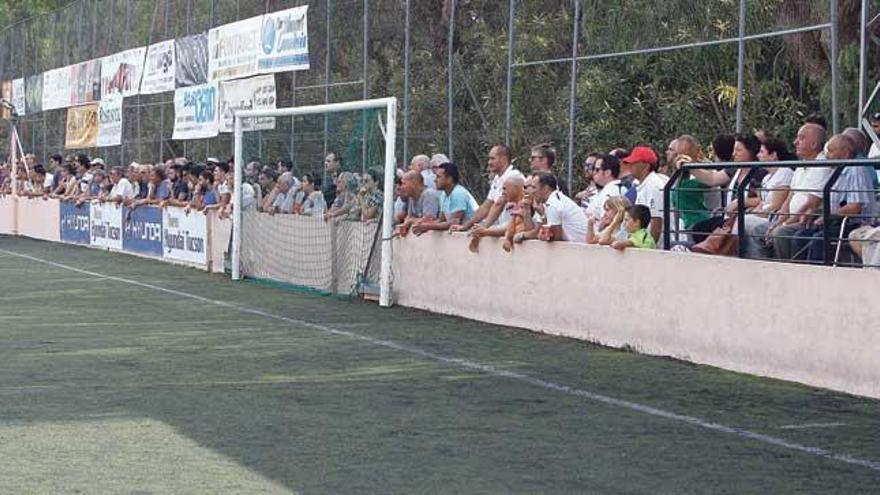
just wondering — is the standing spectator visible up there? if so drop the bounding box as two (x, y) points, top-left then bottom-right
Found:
(430, 154), (450, 179)
(470, 175), (526, 252)
(256, 167), (278, 210)
(529, 143), (568, 195)
(629, 146), (668, 243)
(266, 172), (298, 215)
(359, 168), (384, 222)
(587, 196), (631, 245)
(133, 167), (171, 207)
(322, 152), (341, 206)
(574, 153), (599, 210)
(106, 166), (135, 204)
(586, 153), (628, 225)
(325, 171), (361, 221)
(413, 163), (478, 233)
(213, 162), (232, 208)
(398, 170), (441, 235)
(526, 172), (587, 242)
(409, 155), (436, 190)
(188, 170), (218, 211)
(453, 144), (524, 232)
(612, 205), (657, 251)
(296, 174), (327, 216)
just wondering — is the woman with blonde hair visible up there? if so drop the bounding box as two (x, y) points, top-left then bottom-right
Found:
(586, 196), (631, 245)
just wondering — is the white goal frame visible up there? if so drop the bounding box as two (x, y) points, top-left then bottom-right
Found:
(231, 97), (398, 307)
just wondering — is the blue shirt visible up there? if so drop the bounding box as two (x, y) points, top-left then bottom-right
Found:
(203, 189), (218, 206)
(439, 184), (477, 222)
(155, 180), (172, 201)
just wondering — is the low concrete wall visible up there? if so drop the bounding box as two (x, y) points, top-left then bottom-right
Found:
(17, 197), (60, 242)
(393, 233), (880, 399)
(0, 196), (16, 235)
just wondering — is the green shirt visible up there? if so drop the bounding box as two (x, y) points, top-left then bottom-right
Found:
(629, 228), (656, 249)
(671, 177), (710, 230)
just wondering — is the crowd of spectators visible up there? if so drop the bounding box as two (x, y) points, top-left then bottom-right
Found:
(2, 112), (880, 267)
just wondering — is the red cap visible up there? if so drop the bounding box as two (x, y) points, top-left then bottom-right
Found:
(622, 146), (658, 165)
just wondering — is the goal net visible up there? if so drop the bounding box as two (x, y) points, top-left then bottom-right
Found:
(231, 98), (397, 307)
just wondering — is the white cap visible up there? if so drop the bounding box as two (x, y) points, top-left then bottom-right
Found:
(90, 157), (105, 166)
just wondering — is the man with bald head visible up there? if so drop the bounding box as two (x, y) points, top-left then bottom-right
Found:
(399, 169), (441, 236)
(409, 154), (436, 189)
(468, 174), (526, 252)
(789, 134), (877, 261)
(765, 123), (831, 259)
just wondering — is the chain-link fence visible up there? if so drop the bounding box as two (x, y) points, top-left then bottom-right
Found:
(0, 0), (874, 196)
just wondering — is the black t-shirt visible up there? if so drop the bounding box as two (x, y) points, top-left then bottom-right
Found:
(172, 179), (190, 201)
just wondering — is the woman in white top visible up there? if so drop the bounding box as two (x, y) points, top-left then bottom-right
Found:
(753, 136), (796, 218)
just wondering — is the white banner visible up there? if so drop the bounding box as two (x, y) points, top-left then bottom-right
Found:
(258, 6), (310, 74)
(208, 15), (263, 82)
(11, 78), (25, 116)
(97, 96), (124, 147)
(90, 201), (123, 250)
(172, 83), (220, 140)
(219, 75), (276, 133)
(141, 40), (176, 95)
(163, 207), (208, 265)
(43, 67), (71, 111)
(101, 47), (147, 98)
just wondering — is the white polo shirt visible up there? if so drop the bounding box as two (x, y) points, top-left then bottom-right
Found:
(587, 179), (626, 222)
(789, 166), (831, 214)
(487, 165), (524, 203)
(109, 177), (135, 200)
(635, 172), (669, 219)
(544, 191), (588, 242)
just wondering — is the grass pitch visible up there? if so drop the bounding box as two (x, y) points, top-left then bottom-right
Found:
(0, 236), (878, 493)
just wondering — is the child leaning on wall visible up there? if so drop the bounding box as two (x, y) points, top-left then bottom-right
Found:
(612, 204), (656, 252)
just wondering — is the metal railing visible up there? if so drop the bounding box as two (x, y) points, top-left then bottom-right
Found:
(663, 158), (880, 268)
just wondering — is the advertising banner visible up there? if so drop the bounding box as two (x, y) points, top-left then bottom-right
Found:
(208, 15), (262, 82)
(60, 201), (90, 244)
(258, 6), (310, 73)
(122, 206), (163, 256)
(11, 78), (25, 116)
(141, 40), (176, 95)
(89, 201), (123, 250)
(97, 96), (124, 147)
(43, 66), (72, 111)
(65, 104), (99, 149)
(69, 59), (102, 106)
(163, 207), (207, 265)
(101, 47), (147, 98)
(218, 75), (276, 133)
(175, 33), (209, 87)
(0, 81), (10, 119)
(25, 74), (42, 114)
(172, 83), (219, 140)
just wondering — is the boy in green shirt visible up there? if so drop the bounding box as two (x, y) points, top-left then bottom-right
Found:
(612, 205), (657, 251)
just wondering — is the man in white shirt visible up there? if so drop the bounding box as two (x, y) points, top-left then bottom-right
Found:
(107, 166), (134, 204)
(586, 153), (628, 224)
(525, 172), (587, 242)
(628, 146), (669, 244)
(768, 123), (830, 259)
(452, 144), (524, 232)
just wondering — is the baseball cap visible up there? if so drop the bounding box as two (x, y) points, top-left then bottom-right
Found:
(90, 157), (105, 166)
(206, 157), (221, 165)
(621, 146), (658, 165)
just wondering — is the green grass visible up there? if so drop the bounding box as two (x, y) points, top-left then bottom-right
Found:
(0, 235), (878, 494)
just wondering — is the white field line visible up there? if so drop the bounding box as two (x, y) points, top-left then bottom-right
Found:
(2, 249), (879, 473)
(779, 423), (850, 430)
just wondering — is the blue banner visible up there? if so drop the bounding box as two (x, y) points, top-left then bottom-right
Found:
(59, 201), (90, 244)
(122, 206), (163, 257)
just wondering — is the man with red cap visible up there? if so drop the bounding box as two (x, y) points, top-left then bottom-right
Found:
(623, 146), (668, 245)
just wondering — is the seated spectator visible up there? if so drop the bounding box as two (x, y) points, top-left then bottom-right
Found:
(296, 174), (327, 216)
(849, 224), (880, 267)
(666, 136), (710, 237)
(525, 172), (587, 242)
(409, 155), (436, 190)
(587, 196), (631, 245)
(688, 134), (736, 214)
(452, 144), (523, 232)
(398, 170), (440, 235)
(789, 134), (876, 262)
(325, 171), (361, 221)
(359, 168), (384, 222)
(413, 162), (478, 234)
(739, 136), (796, 258)
(628, 146), (668, 243)
(612, 205), (657, 251)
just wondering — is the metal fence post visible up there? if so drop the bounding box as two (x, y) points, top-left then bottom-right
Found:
(735, 0), (746, 133)
(505, 0), (516, 146)
(830, 0), (840, 134)
(566, 0), (580, 194)
(323, 0), (331, 158)
(403, 0), (411, 165)
(859, 0), (868, 115)
(447, 0), (456, 161)
(362, 0), (369, 173)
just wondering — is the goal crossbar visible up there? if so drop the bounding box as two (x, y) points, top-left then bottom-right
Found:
(231, 97), (398, 308)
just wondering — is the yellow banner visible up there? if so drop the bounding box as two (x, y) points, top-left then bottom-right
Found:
(65, 104), (99, 149)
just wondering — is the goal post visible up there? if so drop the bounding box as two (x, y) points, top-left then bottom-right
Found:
(231, 97), (398, 307)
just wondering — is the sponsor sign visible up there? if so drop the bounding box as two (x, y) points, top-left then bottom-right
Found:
(122, 205), (163, 256)
(101, 47), (147, 98)
(65, 104), (99, 149)
(25, 74), (42, 114)
(97, 96), (124, 147)
(141, 40), (176, 95)
(43, 66), (72, 111)
(163, 207), (207, 264)
(69, 59), (102, 106)
(60, 200), (91, 244)
(208, 15), (262, 82)
(172, 83), (219, 140)
(258, 6), (310, 73)
(175, 33), (209, 87)
(218, 75), (276, 133)
(90, 201), (123, 250)
(11, 78), (25, 116)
